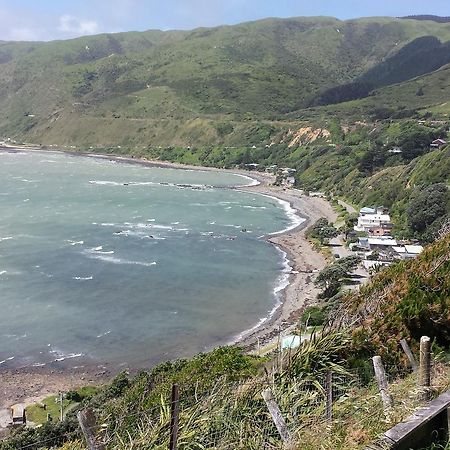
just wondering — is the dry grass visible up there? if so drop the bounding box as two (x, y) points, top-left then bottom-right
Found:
(292, 362), (450, 449)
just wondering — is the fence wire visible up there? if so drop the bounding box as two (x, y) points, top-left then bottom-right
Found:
(6, 358), (447, 449)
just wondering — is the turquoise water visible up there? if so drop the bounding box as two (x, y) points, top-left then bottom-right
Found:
(0, 150), (300, 370)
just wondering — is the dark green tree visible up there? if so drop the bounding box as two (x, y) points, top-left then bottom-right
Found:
(407, 183), (449, 233)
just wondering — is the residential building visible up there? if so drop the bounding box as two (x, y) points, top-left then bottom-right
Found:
(431, 138), (447, 149)
(393, 245), (424, 260)
(354, 212), (392, 234)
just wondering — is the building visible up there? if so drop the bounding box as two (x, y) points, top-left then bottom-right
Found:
(393, 245), (424, 260)
(363, 260), (392, 271)
(431, 138), (447, 149)
(11, 404), (26, 427)
(358, 236), (398, 250)
(285, 176), (296, 185)
(281, 168), (297, 175)
(354, 211), (392, 234)
(265, 165), (278, 173)
(359, 207), (376, 215)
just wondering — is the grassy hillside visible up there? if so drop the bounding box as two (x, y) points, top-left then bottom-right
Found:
(300, 63), (450, 121)
(341, 232), (450, 367)
(1, 16), (450, 147)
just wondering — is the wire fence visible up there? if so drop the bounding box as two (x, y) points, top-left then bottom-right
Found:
(5, 342), (447, 449)
(93, 369), (377, 450)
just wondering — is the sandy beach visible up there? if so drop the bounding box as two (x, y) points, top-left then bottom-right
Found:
(236, 179), (337, 349)
(0, 147), (337, 430)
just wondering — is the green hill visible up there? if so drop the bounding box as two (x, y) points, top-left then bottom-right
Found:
(341, 232), (450, 366)
(311, 36), (450, 106)
(302, 62), (450, 121)
(1, 16), (450, 148)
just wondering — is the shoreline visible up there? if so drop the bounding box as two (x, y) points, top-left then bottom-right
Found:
(233, 182), (337, 350)
(0, 146), (337, 425)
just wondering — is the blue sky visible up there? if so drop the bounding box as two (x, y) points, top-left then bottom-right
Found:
(0, 0), (449, 41)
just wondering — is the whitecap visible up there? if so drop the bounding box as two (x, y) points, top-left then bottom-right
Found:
(85, 253), (157, 267)
(231, 173), (260, 187)
(242, 205), (267, 210)
(89, 180), (122, 186)
(67, 240), (84, 246)
(96, 330), (112, 338)
(149, 224), (172, 230)
(0, 356), (15, 365)
(54, 352), (83, 362)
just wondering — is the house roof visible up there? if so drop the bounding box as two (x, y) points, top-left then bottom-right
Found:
(404, 245), (424, 254)
(360, 207), (376, 214)
(368, 238), (398, 246)
(359, 214), (391, 222)
(363, 260), (392, 269)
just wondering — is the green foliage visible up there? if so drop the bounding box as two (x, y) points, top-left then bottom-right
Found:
(301, 306), (326, 327)
(308, 218), (338, 245)
(282, 328), (352, 381)
(0, 416), (80, 450)
(407, 183), (449, 233)
(1, 17), (450, 148)
(342, 233), (450, 367)
(315, 256), (361, 299)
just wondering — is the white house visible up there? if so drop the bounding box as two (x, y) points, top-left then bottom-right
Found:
(354, 212), (392, 233)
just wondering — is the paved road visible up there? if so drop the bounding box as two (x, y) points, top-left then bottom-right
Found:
(337, 199), (357, 215)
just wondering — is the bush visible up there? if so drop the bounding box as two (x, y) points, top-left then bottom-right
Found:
(301, 306), (326, 326)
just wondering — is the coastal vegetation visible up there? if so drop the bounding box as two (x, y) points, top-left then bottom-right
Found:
(1, 16), (449, 237)
(1, 13), (450, 449)
(1, 16), (450, 149)
(1, 232), (449, 449)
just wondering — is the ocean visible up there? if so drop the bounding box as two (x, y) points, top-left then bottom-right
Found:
(0, 150), (302, 370)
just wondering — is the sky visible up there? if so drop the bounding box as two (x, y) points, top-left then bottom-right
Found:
(0, 0), (449, 41)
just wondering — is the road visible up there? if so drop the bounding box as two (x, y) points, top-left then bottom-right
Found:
(337, 199), (357, 215)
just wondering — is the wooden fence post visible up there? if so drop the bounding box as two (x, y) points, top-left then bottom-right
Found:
(59, 392), (64, 422)
(77, 408), (105, 450)
(262, 388), (292, 445)
(325, 371), (333, 423)
(447, 407), (450, 440)
(169, 384), (180, 450)
(372, 356), (393, 415)
(400, 339), (418, 372)
(419, 336), (431, 402)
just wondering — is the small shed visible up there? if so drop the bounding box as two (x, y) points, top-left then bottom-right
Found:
(11, 404), (26, 427)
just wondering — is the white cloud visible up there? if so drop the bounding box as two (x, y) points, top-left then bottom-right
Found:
(58, 15), (100, 35)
